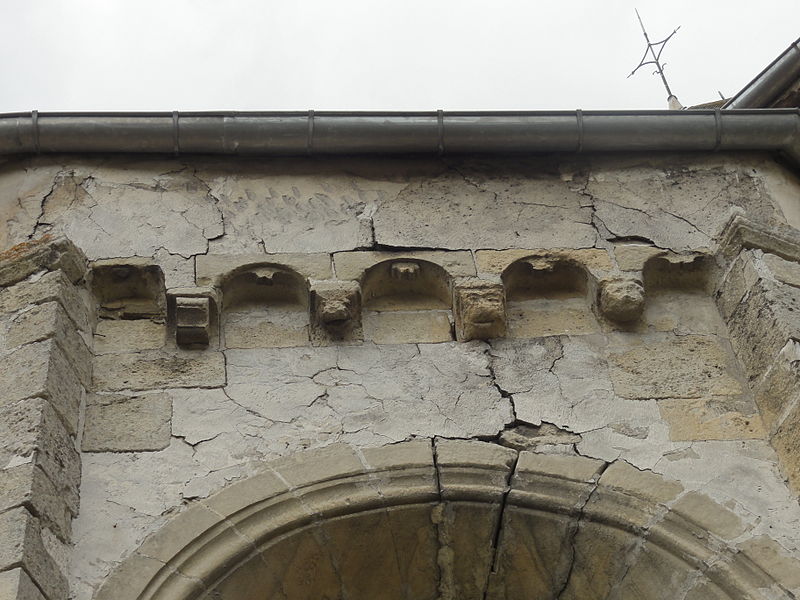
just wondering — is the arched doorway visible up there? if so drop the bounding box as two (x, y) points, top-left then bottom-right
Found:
(95, 440), (792, 600)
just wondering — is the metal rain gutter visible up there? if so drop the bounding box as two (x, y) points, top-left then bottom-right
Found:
(0, 110), (799, 165)
(724, 38), (800, 109)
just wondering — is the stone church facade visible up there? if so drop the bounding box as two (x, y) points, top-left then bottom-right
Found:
(2, 48), (800, 600)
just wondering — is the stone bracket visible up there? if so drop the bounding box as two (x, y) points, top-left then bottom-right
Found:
(310, 280), (363, 344)
(454, 278), (507, 341)
(167, 287), (218, 347)
(597, 277), (645, 323)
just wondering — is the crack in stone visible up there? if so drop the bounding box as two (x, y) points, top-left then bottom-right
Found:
(484, 450), (520, 584)
(554, 461), (609, 600)
(431, 438), (448, 600)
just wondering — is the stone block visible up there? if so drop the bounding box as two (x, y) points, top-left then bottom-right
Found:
(598, 460), (683, 504)
(0, 463), (72, 542)
(82, 392), (172, 452)
(641, 290), (727, 336)
(201, 469), (290, 516)
(0, 568), (46, 600)
(0, 398), (80, 515)
(715, 250), (761, 323)
(0, 235), (87, 287)
(657, 397), (765, 441)
(196, 252), (332, 286)
(0, 269), (91, 332)
(435, 439), (516, 502)
(310, 280), (362, 344)
(762, 252), (800, 288)
(362, 310), (452, 344)
(670, 491), (748, 540)
(754, 340), (800, 433)
(454, 279), (506, 341)
(223, 309), (309, 348)
(0, 340), (83, 435)
(92, 552), (166, 600)
(0, 507), (67, 600)
(93, 349), (225, 391)
(270, 443), (364, 490)
(738, 535), (800, 590)
(137, 503), (223, 563)
(515, 452), (604, 483)
(608, 335), (743, 400)
(435, 439), (517, 470)
(2, 302), (92, 385)
(93, 319), (165, 354)
(334, 250), (476, 281)
(361, 439), (434, 472)
(726, 275), (800, 383)
(174, 297), (211, 347)
(771, 398), (800, 494)
(506, 298), (599, 338)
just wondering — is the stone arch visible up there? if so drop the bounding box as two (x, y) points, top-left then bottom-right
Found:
(219, 263), (310, 348)
(360, 258), (455, 343)
(94, 441), (792, 600)
(501, 255), (599, 337)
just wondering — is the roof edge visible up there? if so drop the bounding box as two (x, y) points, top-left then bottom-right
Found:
(1, 110), (799, 167)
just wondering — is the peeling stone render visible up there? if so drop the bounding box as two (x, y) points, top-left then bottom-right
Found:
(1, 155), (800, 600)
(1, 154), (797, 264)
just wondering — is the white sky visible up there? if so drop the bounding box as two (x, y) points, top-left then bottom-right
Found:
(1, 0), (797, 112)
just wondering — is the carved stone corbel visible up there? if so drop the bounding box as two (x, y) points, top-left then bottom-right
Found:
(310, 280), (362, 343)
(597, 277), (645, 323)
(168, 287), (218, 347)
(454, 279), (507, 341)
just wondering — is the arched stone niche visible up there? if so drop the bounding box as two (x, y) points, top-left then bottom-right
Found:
(220, 264), (309, 348)
(502, 256), (598, 337)
(90, 260), (167, 353)
(95, 442), (793, 600)
(640, 253), (726, 336)
(360, 258), (454, 343)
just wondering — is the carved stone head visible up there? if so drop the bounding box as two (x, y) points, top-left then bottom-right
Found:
(598, 278), (645, 322)
(455, 281), (507, 341)
(311, 281), (362, 341)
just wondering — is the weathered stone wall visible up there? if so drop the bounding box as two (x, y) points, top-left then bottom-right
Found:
(1, 152), (800, 599)
(0, 238), (92, 600)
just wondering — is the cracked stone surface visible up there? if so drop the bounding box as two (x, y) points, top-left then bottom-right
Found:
(34, 167), (224, 259)
(372, 167), (597, 250)
(225, 342), (514, 444)
(2, 154), (800, 600)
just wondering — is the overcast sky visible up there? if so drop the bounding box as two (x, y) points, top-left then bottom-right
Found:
(1, 1), (797, 112)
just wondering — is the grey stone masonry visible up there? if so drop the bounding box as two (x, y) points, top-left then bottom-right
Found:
(0, 237), (91, 600)
(718, 247), (800, 492)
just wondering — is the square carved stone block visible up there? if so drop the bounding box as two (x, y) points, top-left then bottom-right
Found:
(175, 296), (211, 346)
